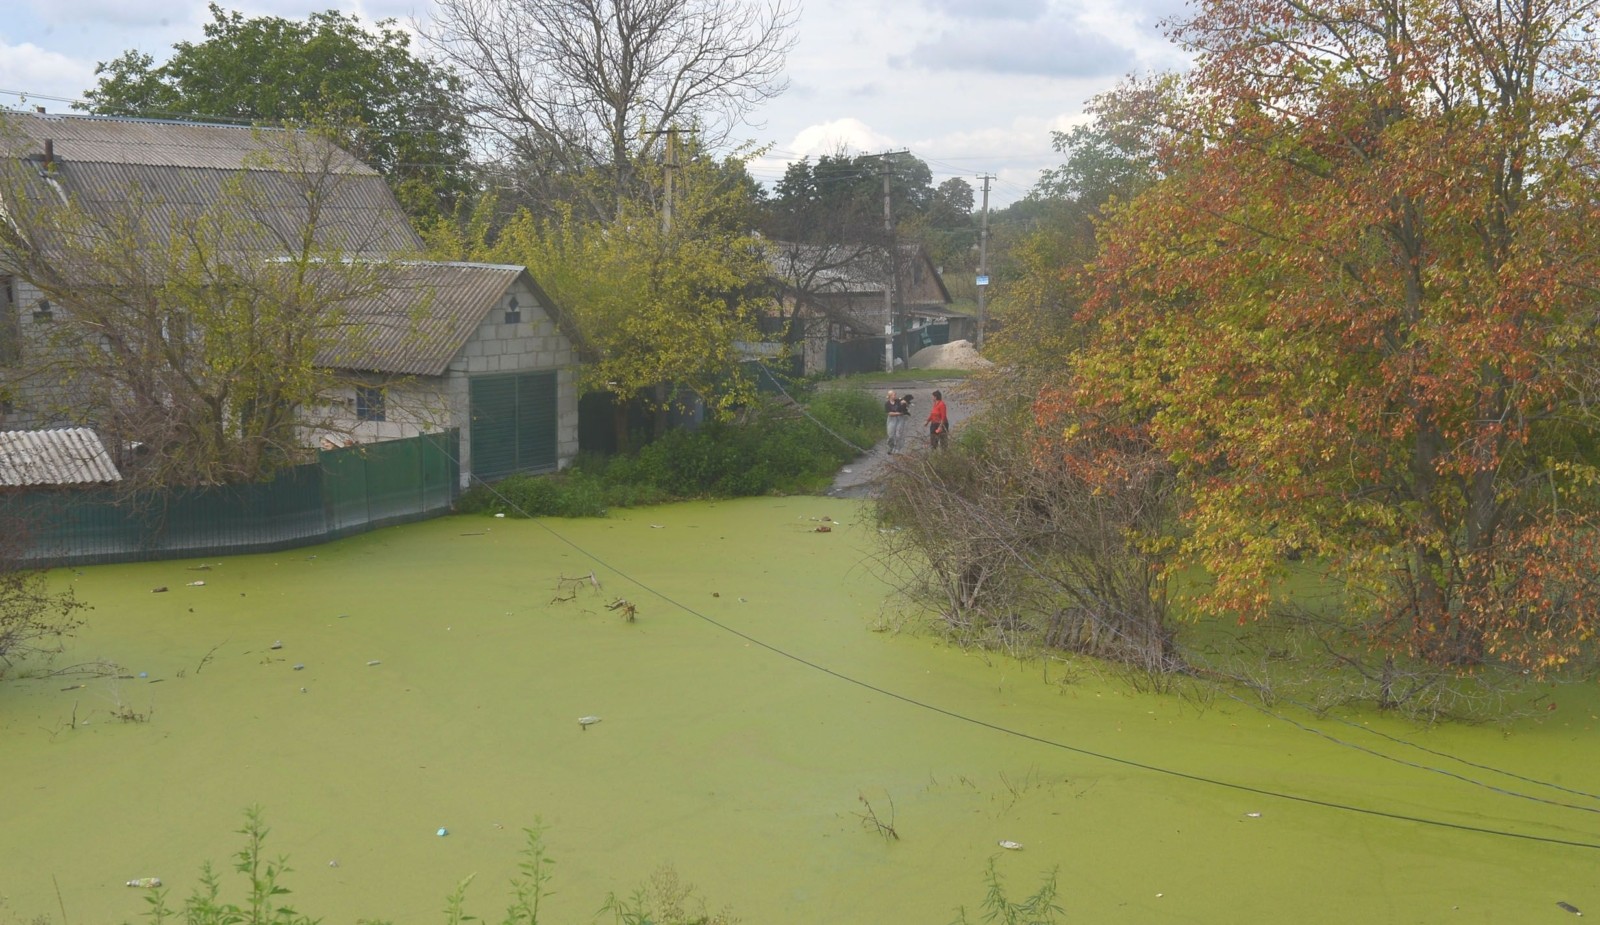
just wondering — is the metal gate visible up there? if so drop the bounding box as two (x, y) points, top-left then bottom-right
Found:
(469, 372), (558, 480)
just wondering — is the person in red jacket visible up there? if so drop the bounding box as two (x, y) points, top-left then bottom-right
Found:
(927, 390), (949, 450)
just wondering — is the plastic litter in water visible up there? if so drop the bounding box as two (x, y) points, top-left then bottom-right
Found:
(292, 664), (305, 671)
(436, 827), (449, 837)
(137, 672), (148, 679)
(126, 878), (162, 889)
(998, 840), (1023, 851)
(366, 660), (381, 666)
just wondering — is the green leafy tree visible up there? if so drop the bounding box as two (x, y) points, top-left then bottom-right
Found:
(83, 5), (472, 220)
(443, 151), (769, 448)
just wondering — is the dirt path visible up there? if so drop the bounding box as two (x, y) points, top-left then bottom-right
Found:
(825, 378), (979, 499)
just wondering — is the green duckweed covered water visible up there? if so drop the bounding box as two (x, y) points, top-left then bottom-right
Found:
(2, 497), (1599, 924)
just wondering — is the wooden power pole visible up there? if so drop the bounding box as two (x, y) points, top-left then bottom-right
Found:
(976, 174), (993, 350)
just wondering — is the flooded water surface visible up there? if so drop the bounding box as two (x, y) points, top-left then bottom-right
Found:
(2, 498), (1598, 924)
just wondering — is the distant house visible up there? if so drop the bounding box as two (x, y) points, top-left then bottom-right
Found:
(0, 113), (577, 485)
(312, 262), (578, 486)
(765, 240), (955, 375)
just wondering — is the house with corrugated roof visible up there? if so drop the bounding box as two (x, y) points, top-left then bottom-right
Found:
(765, 240), (957, 375)
(0, 112), (577, 485)
(309, 261), (578, 485)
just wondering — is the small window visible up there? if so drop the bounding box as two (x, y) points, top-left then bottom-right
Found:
(504, 295), (521, 325)
(32, 298), (52, 322)
(356, 386), (386, 423)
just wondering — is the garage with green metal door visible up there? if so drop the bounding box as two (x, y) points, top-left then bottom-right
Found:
(469, 371), (558, 480)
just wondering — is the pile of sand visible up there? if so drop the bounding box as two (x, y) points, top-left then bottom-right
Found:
(908, 339), (993, 370)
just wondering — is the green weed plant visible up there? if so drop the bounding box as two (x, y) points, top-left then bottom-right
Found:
(459, 392), (882, 517)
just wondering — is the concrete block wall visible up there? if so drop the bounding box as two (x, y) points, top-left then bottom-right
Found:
(446, 280), (579, 485)
(1, 277), (96, 430)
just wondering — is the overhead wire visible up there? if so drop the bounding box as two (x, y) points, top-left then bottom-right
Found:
(437, 431), (1600, 852)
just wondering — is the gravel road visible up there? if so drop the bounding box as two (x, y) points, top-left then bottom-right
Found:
(825, 378), (978, 499)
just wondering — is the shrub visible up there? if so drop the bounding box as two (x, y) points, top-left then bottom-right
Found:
(461, 389), (884, 518)
(0, 513), (89, 675)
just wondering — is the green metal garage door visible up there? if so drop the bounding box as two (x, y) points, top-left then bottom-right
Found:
(469, 372), (558, 480)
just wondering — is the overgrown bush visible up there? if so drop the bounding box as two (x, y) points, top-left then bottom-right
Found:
(875, 409), (1180, 672)
(0, 514), (89, 676)
(459, 390), (883, 517)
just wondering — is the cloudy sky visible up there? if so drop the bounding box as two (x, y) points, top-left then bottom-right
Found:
(0, 0), (1191, 205)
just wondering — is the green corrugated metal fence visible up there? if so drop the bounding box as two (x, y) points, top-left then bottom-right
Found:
(5, 430), (460, 567)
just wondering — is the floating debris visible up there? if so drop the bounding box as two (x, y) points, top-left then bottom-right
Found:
(650, 524), (665, 529)
(292, 664), (305, 671)
(327, 859), (339, 868)
(126, 878), (162, 889)
(578, 715), (601, 730)
(814, 525), (832, 533)
(151, 587), (168, 593)
(436, 827), (449, 837)
(494, 512), (506, 518)
(186, 580), (206, 587)
(1558, 901), (1583, 916)
(366, 660), (381, 666)
(270, 641), (283, 650)
(998, 840), (1023, 851)
(185, 565), (212, 571)
(60, 683), (85, 691)
(1245, 811), (1262, 818)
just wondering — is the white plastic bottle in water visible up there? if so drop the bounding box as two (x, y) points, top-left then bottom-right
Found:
(126, 878), (162, 889)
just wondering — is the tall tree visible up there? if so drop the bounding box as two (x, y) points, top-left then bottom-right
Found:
(425, 0), (797, 220)
(1064, 0), (1600, 673)
(440, 149), (769, 446)
(82, 5), (473, 220)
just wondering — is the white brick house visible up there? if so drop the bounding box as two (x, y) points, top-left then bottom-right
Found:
(0, 114), (580, 487)
(313, 262), (578, 486)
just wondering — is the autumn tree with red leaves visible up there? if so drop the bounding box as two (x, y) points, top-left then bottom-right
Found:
(1065, 0), (1600, 674)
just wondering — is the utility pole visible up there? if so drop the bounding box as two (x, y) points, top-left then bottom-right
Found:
(861, 149), (909, 371)
(976, 174), (994, 350)
(663, 126), (677, 233)
(643, 126), (682, 233)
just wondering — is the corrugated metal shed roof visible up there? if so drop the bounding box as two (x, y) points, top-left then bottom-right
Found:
(0, 113), (421, 259)
(0, 427), (122, 487)
(319, 262), (561, 377)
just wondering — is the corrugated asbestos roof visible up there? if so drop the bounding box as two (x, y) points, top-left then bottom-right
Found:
(0, 427), (122, 487)
(0, 113), (422, 259)
(319, 263), (556, 377)
(1, 112), (378, 173)
(766, 241), (952, 304)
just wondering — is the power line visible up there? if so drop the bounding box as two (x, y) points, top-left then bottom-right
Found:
(442, 445), (1600, 852)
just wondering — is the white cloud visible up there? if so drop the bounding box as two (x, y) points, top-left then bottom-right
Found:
(0, 39), (97, 103)
(896, 16), (1136, 77)
(787, 118), (898, 157)
(923, 0), (1049, 20)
